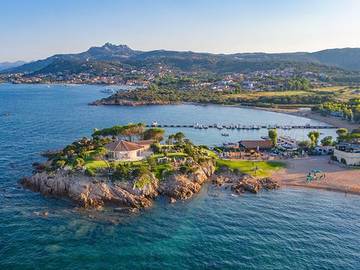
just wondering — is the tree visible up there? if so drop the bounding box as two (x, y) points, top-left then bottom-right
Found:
(92, 123), (145, 140)
(148, 84), (159, 92)
(166, 134), (175, 145)
(307, 131), (320, 147)
(121, 123), (145, 141)
(174, 132), (185, 144)
(298, 140), (311, 150)
(94, 146), (107, 160)
(336, 128), (348, 142)
(268, 129), (278, 146)
(321, 136), (333, 146)
(143, 128), (165, 142)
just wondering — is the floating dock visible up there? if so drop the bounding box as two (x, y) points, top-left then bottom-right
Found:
(146, 123), (337, 130)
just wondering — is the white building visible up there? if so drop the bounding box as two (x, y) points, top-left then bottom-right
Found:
(105, 140), (153, 161)
(277, 136), (298, 151)
(333, 144), (360, 166)
(241, 80), (255, 90)
(314, 146), (334, 155)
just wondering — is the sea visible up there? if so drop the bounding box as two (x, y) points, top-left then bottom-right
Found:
(0, 83), (359, 269)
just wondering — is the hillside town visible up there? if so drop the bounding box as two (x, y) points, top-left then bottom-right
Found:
(0, 66), (336, 91)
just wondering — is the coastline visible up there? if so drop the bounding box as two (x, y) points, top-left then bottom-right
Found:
(290, 111), (358, 131)
(91, 96), (358, 130)
(244, 105), (358, 131)
(6, 82), (360, 199)
(272, 156), (360, 195)
(282, 183), (360, 196)
(3, 82), (357, 131)
(188, 103), (358, 131)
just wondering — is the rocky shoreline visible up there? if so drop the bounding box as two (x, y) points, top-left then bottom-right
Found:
(90, 98), (177, 106)
(21, 161), (279, 210)
(211, 168), (280, 194)
(21, 160), (216, 209)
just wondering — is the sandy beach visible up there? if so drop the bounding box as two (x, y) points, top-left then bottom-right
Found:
(290, 110), (359, 131)
(272, 156), (360, 194)
(239, 105), (358, 131)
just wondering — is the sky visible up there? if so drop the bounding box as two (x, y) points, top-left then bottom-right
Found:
(1, 0), (360, 62)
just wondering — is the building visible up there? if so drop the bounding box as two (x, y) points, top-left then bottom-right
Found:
(135, 140), (155, 151)
(277, 136), (298, 151)
(333, 143), (360, 166)
(105, 140), (153, 161)
(241, 80), (255, 90)
(238, 140), (273, 151)
(314, 146), (334, 155)
(329, 111), (344, 118)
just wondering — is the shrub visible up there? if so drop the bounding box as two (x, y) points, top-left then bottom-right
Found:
(73, 158), (85, 169)
(321, 136), (333, 146)
(112, 163), (131, 181)
(85, 168), (96, 177)
(133, 174), (152, 189)
(179, 165), (190, 174)
(151, 143), (161, 154)
(146, 157), (157, 170)
(217, 165), (229, 173)
(161, 169), (174, 179)
(55, 160), (66, 169)
(132, 165), (149, 177)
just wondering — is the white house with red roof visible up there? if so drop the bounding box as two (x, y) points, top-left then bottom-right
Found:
(105, 140), (154, 161)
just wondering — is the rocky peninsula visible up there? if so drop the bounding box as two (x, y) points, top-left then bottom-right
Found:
(21, 124), (280, 211)
(91, 98), (175, 107)
(89, 86), (224, 107)
(21, 161), (279, 210)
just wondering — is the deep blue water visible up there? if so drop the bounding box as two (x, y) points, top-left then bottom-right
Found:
(0, 83), (359, 269)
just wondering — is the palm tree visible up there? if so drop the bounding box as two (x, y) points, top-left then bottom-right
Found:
(307, 131), (320, 147)
(336, 128), (348, 142)
(268, 129), (278, 146)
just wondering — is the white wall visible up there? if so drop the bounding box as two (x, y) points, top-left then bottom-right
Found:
(334, 149), (360, 166)
(109, 150), (139, 160)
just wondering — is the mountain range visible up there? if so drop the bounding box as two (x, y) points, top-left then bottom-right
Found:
(4, 43), (360, 75)
(0, 61), (26, 72)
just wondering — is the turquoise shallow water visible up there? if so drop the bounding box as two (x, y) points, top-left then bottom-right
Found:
(0, 84), (359, 269)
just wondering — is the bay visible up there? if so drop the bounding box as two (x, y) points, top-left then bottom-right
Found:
(0, 83), (358, 270)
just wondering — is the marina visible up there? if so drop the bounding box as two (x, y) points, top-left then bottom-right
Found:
(148, 122), (337, 130)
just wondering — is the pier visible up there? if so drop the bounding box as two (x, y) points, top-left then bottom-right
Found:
(146, 123), (337, 130)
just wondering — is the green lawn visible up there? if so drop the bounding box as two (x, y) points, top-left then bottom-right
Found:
(203, 149), (218, 158)
(167, 152), (187, 157)
(150, 152), (187, 158)
(84, 152), (188, 171)
(216, 159), (285, 177)
(85, 160), (109, 170)
(85, 159), (146, 170)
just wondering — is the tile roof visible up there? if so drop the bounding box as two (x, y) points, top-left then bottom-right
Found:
(239, 140), (273, 149)
(136, 139), (156, 145)
(106, 140), (144, 152)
